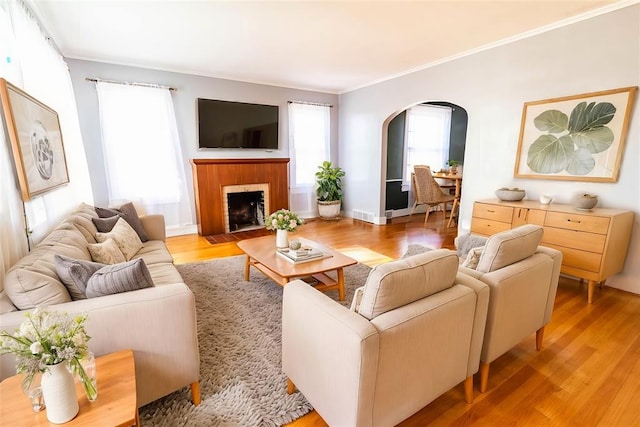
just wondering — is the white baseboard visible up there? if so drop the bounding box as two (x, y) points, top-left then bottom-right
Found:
(166, 224), (198, 237)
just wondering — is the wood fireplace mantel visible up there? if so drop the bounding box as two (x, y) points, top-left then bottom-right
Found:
(191, 158), (289, 235)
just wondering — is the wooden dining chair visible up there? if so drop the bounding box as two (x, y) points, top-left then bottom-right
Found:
(410, 165), (456, 227)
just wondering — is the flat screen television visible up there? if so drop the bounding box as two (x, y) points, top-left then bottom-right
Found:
(197, 98), (279, 149)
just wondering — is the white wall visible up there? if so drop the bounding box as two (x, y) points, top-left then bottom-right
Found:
(339, 5), (640, 293)
(66, 60), (339, 223)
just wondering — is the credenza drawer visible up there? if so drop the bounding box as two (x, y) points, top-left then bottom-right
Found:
(544, 212), (610, 234)
(472, 203), (513, 223)
(470, 218), (512, 236)
(542, 227), (607, 253)
(543, 243), (602, 273)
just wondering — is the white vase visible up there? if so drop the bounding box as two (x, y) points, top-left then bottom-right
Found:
(41, 362), (79, 424)
(276, 229), (288, 249)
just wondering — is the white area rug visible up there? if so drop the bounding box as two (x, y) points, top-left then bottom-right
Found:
(139, 255), (372, 426)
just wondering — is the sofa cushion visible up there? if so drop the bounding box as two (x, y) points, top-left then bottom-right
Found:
(88, 238), (127, 264)
(357, 249), (459, 320)
(96, 202), (149, 242)
(132, 241), (175, 265)
(95, 218), (143, 260)
(146, 262), (185, 286)
(54, 254), (106, 300)
(0, 291), (17, 313)
(86, 259), (154, 298)
(54, 203), (100, 244)
(476, 224), (544, 273)
(3, 226), (95, 310)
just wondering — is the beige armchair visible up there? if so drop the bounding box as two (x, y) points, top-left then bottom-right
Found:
(457, 225), (562, 392)
(282, 249), (489, 427)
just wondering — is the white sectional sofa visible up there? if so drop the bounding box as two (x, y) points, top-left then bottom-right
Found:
(0, 203), (200, 407)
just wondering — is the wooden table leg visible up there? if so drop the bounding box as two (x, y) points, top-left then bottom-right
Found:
(588, 279), (596, 304)
(337, 268), (345, 301)
(243, 255), (251, 281)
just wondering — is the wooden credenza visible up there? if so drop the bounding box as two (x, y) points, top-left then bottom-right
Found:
(471, 199), (634, 303)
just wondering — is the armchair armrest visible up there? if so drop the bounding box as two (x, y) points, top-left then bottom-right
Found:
(455, 272), (490, 377)
(282, 280), (379, 427)
(140, 215), (166, 241)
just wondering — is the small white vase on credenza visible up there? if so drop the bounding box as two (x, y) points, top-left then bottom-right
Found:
(41, 361), (79, 424)
(276, 229), (288, 249)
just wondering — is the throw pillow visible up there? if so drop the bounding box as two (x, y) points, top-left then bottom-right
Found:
(455, 233), (488, 257)
(86, 258), (154, 298)
(95, 202), (149, 242)
(54, 254), (106, 300)
(95, 217), (143, 261)
(92, 215), (121, 233)
(461, 246), (484, 270)
(400, 244), (433, 259)
(88, 238), (126, 264)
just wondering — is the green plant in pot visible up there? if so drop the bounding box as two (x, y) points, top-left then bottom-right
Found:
(315, 160), (345, 220)
(447, 159), (459, 174)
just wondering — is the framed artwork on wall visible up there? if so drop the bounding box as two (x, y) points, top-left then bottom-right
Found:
(0, 78), (69, 201)
(514, 86), (637, 182)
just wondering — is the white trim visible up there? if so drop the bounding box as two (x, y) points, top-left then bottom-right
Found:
(166, 224), (197, 237)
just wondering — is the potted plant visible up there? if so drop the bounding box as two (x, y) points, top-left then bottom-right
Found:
(447, 159), (459, 174)
(315, 161), (345, 220)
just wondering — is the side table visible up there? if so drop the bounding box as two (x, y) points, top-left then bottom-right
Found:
(0, 349), (139, 426)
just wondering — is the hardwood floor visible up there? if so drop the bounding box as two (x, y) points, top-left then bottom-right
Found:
(167, 212), (640, 427)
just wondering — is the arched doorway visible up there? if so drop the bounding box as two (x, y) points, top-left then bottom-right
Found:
(383, 101), (468, 217)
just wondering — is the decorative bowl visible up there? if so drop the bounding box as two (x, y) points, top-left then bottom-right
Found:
(495, 188), (526, 201)
(574, 194), (598, 210)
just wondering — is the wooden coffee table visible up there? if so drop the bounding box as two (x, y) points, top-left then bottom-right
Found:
(237, 235), (357, 301)
(0, 349), (139, 426)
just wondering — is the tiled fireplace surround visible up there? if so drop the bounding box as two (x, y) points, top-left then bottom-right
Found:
(191, 158), (289, 236)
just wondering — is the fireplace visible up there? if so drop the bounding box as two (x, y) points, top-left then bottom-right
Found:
(222, 184), (270, 233)
(191, 158), (289, 235)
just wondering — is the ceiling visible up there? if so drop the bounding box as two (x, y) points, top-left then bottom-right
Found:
(31, 0), (628, 94)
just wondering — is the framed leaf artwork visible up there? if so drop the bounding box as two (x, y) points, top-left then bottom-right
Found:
(514, 86), (637, 182)
(0, 78), (70, 200)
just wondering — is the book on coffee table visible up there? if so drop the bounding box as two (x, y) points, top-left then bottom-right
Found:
(276, 247), (331, 264)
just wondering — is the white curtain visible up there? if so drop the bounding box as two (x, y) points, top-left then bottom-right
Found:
(1, 0), (92, 290)
(288, 102), (330, 218)
(95, 82), (192, 229)
(403, 104), (452, 190)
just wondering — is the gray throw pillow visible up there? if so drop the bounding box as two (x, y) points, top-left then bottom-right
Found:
(95, 202), (149, 242)
(86, 258), (154, 298)
(401, 244), (433, 259)
(54, 254), (106, 300)
(455, 233), (489, 257)
(92, 215), (121, 233)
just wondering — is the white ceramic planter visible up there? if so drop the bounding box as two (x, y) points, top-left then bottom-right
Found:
(317, 200), (341, 219)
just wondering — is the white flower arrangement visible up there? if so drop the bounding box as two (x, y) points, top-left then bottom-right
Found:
(0, 307), (97, 400)
(265, 209), (304, 232)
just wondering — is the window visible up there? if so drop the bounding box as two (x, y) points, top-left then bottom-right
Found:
(288, 102), (330, 217)
(403, 104), (452, 186)
(95, 82), (191, 229)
